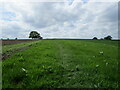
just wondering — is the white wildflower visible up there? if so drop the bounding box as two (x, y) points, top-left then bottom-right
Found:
(99, 51), (104, 55)
(22, 68), (26, 71)
(100, 51), (103, 54)
(96, 65), (99, 67)
(106, 63), (108, 66)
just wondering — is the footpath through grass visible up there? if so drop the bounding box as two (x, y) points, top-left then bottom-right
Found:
(2, 41), (40, 54)
(2, 40), (119, 88)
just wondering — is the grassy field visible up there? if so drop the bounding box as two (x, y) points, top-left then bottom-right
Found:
(2, 40), (119, 88)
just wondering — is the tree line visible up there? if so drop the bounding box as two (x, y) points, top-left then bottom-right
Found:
(2, 31), (113, 40)
(93, 35), (112, 40)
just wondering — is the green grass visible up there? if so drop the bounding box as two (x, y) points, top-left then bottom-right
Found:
(2, 40), (119, 88)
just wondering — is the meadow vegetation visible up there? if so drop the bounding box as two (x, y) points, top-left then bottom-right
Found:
(2, 40), (119, 88)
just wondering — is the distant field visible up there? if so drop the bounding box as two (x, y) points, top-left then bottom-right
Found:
(2, 40), (119, 88)
(2, 39), (38, 45)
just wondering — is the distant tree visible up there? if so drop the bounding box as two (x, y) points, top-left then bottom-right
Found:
(29, 31), (41, 39)
(7, 38), (9, 40)
(104, 35), (112, 40)
(100, 38), (103, 40)
(39, 36), (43, 39)
(93, 37), (98, 40)
(15, 38), (17, 40)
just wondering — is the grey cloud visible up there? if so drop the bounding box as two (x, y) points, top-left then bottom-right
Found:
(1, 2), (118, 39)
(21, 2), (82, 28)
(2, 21), (30, 38)
(98, 3), (118, 22)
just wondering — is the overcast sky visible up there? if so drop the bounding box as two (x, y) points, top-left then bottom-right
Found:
(0, 0), (118, 39)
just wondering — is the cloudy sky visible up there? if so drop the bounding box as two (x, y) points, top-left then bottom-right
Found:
(0, 0), (118, 39)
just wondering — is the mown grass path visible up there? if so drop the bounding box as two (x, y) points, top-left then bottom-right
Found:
(1, 41), (40, 60)
(2, 40), (119, 88)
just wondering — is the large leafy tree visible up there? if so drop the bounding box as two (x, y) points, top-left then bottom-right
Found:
(29, 31), (41, 39)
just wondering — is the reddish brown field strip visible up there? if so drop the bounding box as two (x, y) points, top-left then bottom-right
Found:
(2, 39), (37, 45)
